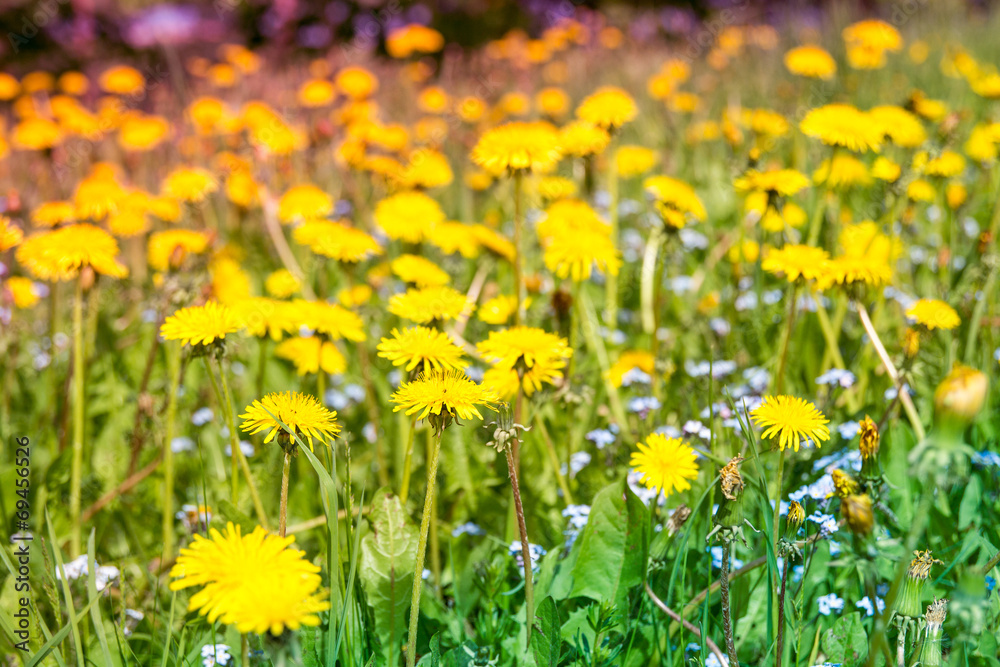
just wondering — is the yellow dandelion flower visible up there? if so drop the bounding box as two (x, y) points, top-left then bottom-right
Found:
(374, 191), (444, 243)
(1, 217), (24, 251)
(762, 244), (831, 283)
(12, 117), (64, 151)
(240, 391), (340, 449)
(478, 295), (522, 325)
(278, 185), (333, 224)
(210, 255), (252, 304)
(385, 24), (445, 58)
(274, 336), (347, 377)
(537, 199), (609, 243)
(644, 175), (706, 228)
(784, 45), (837, 79)
(160, 301), (240, 347)
(558, 120), (610, 158)
(427, 222), (480, 258)
(606, 350), (656, 388)
(118, 113), (170, 151)
(73, 174), (126, 221)
(231, 298), (294, 341)
(871, 156), (901, 182)
(869, 106), (927, 148)
(31, 201), (76, 228)
(906, 299), (960, 330)
(544, 228), (620, 281)
(812, 154), (872, 188)
(389, 286), (473, 324)
(390, 254), (450, 288)
(107, 190), (152, 238)
(922, 150), (966, 178)
(391, 369), (498, 425)
(377, 326), (466, 374)
(477, 326), (572, 393)
(293, 220), (382, 263)
(289, 299), (365, 342)
(396, 149), (453, 190)
(265, 269), (301, 298)
(16, 223), (127, 281)
(335, 66), (378, 100)
(906, 178), (936, 202)
(537, 176), (578, 202)
(163, 167), (218, 203)
(800, 104), (882, 153)
(536, 87), (570, 119)
(5, 276), (40, 309)
(99, 66), (145, 95)
(576, 86), (637, 130)
(629, 434), (699, 495)
(169, 523), (329, 635)
(751, 395), (831, 452)
(615, 145), (658, 178)
(298, 79), (336, 108)
(337, 285), (372, 309)
(471, 121), (563, 176)
(470, 224), (515, 262)
(225, 170), (260, 208)
(734, 168), (810, 197)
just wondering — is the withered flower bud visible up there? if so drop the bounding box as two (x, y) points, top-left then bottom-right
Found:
(840, 493), (873, 536)
(934, 364), (988, 424)
(831, 468), (859, 498)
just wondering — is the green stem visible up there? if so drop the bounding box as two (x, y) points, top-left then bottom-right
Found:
(69, 275), (85, 558)
(162, 342), (182, 559)
(533, 412), (574, 505)
(428, 428), (442, 599)
(964, 257), (998, 364)
(506, 446), (535, 649)
(206, 356), (270, 527)
(242, 634), (250, 666)
(399, 416), (418, 503)
(775, 283), (800, 395)
(605, 152), (620, 328)
(406, 428), (444, 667)
(513, 171), (525, 326)
(772, 449), (786, 551)
(720, 541), (739, 667)
(578, 290), (629, 433)
(279, 451), (291, 537)
(806, 146), (837, 247)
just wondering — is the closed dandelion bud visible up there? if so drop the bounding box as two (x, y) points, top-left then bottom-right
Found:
(840, 493), (873, 536)
(934, 364), (988, 424)
(895, 550), (942, 619)
(831, 468), (859, 498)
(785, 500), (804, 537)
(903, 327), (920, 358)
(858, 416), (881, 480)
(918, 599), (948, 667)
(714, 456), (746, 529)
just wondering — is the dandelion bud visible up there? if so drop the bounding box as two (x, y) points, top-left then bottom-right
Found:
(840, 493), (873, 536)
(894, 550), (942, 619)
(934, 364), (988, 424)
(785, 500), (805, 536)
(80, 265), (96, 291)
(903, 327), (920, 358)
(858, 416), (882, 482)
(918, 599), (948, 667)
(714, 456), (746, 529)
(831, 468), (859, 498)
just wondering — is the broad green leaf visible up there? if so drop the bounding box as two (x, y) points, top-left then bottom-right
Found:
(359, 487), (418, 667)
(959, 474), (982, 529)
(531, 596), (561, 667)
(821, 612), (868, 665)
(569, 478), (649, 605)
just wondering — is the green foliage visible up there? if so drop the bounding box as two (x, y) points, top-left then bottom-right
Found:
(821, 612), (868, 665)
(360, 488), (419, 667)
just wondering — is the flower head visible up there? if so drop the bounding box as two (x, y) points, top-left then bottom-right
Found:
(239, 391), (340, 450)
(784, 45), (837, 79)
(160, 301), (240, 347)
(388, 286), (474, 324)
(16, 224), (128, 281)
(476, 326), (572, 389)
(751, 395), (830, 452)
(762, 244), (830, 283)
(1, 217), (24, 251)
(374, 191), (445, 243)
(293, 220), (382, 263)
(162, 167), (218, 203)
(169, 522), (329, 635)
(471, 122), (563, 176)
(278, 185), (333, 224)
(644, 175), (706, 228)
(391, 369), (498, 430)
(377, 326), (466, 374)
(576, 86), (637, 130)
(147, 230), (210, 272)
(906, 299), (960, 330)
(543, 228), (620, 281)
(275, 336), (346, 376)
(629, 434), (699, 496)
(800, 104), (882, 153)
(391, 254), (450, 288)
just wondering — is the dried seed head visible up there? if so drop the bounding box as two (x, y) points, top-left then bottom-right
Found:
(908, 550), (943, 580)
(925, 598), (948, 628)
(720, 455), (745, 500)
(666, 504), (691, 534)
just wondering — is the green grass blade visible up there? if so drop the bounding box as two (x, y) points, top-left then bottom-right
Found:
(44, 509), (85, 667)
(85, 530), (114, 664)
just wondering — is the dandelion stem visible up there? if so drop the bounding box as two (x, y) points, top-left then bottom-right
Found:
(505, 445), (535, 649)
(533, 413), (574, 506)
(241, 634), (249, 667)
(513, 170), (525, 326)
(771, 448), (786, 552)
(964, 256), (998, 364)
(855, 301), (926, 441)
(645, 581), (727, 667)
(262, 199), (315, 299)
(428, 428), (442, 600)
(162, 342), (182, 559)
(775, 283), (799, 394)
(206, 356), (269, 528)
(605, 150), (620, 328)
(776, 557), (790, 667)
(279, 451), (291, 537)
(578, 289), (629, 433)
(720, 540), (740, 667)
(69, 274), (85, 558)
(399, 416), (418, 503)
(406, 428), (444, 667)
